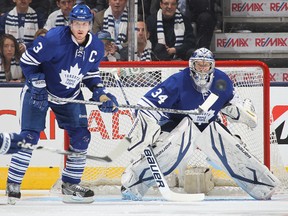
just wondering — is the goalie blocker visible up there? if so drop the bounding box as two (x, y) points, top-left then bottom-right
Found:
(121, 117), (280, 200)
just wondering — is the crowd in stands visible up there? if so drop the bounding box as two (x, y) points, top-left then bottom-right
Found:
(0, 0), (221, 82)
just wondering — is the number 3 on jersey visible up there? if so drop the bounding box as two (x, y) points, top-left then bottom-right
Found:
(151, 88), (168, 105)
(33, 42), (43, 53)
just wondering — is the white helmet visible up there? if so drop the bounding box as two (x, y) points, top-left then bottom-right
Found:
(189, 48), (215, 93)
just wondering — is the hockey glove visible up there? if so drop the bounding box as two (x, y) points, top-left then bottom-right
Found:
(0, 133), (25, 154)
(99, 92), (119, 113)
(92, 87), (119, 113)
(28, 73), (48, 111)
(221, 98), (257, 128)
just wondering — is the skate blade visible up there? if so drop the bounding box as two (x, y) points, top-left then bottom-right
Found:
(62, 195), (94, 204)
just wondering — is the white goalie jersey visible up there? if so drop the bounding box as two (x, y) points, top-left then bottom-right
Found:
(221, 93), (257, 128)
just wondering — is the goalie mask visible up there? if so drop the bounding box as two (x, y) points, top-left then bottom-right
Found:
(189, 48), (215, 93)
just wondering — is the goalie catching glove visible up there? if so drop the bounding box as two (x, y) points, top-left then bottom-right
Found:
(221, 97), (257, 128)
(91, 84), (118, 113)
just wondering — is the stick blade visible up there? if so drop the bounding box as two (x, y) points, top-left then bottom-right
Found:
(199, 93), (219, 112)
(86, 155), (112, 162)
(164, 191), (205, 202)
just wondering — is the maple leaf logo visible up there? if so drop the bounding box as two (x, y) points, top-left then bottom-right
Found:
(59, 64), (84, 89)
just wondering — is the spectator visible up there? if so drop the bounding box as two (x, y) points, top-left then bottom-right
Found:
(0, 1), (49, 28)
(120, 20), (153, 61)
(149, 0), (216, 50)
(0, 34), (24, 82)
(187, 0), (217, 49)
(146, 0), (196, 61)
(44, 0), (75, 30)
(0, 0), (41, 54)
(97, 30), (117, 61)
(92, 0), (129, 59)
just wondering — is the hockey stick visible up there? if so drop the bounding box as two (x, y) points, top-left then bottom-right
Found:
(144, 145), (205, 202)
(19, 143), (112, 162)
(111, 68), (136, 119)
(49, 96), (204, 115)
(104, 92), (219, 162)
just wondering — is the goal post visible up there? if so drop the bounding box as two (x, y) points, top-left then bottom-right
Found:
(61, 60), (281, 195)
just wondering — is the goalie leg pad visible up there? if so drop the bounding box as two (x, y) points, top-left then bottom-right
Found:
(195, 121), (280, 200)
(108, 111), (162, 162)
(121, 117), (201, 199)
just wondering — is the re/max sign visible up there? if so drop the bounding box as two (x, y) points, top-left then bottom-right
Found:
(217, 38), (288, 47)
(231, 2), (288, 12)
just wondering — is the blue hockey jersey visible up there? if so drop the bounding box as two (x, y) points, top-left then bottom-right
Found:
(20, 26), (105, 98)
(139, 67), (235, 130)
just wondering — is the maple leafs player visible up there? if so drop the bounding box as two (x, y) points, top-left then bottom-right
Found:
(120, 48), (279, 201)
(1, 3), (118, 204)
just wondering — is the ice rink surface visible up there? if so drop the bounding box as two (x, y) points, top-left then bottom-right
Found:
(0, 190), (288, 216)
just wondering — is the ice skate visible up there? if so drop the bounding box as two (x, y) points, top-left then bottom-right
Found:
(6, 183), (21, 205)
(61, 182), (94, 203)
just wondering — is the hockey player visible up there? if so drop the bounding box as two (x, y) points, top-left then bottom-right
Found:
(120, 48), (280, 201)
(2, 3), (118, 204)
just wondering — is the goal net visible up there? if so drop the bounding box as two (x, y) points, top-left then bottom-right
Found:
(59, 61), (287, 196)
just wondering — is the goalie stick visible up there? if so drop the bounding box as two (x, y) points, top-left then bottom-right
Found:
(19, 143), (112, 162)
(49, 96), (205, 115)
(124, 93), (218, 201)
(110, 72), (203, 201)
(109, 72), (200, 201)
(144, 145), (205, 202)
(107, 92), (219, 161)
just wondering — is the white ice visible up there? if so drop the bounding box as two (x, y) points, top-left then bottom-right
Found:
(0, 190), (288, 216)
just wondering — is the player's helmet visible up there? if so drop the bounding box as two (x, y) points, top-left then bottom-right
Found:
(69, 3), (93, 22)
(189, 48), (215, 93)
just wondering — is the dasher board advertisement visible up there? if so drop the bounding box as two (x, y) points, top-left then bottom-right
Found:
(230, 0), (288, 17)
(215, 33), (288, 53)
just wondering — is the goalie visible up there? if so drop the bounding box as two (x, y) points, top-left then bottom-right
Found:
(120, 48), (280, 201)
